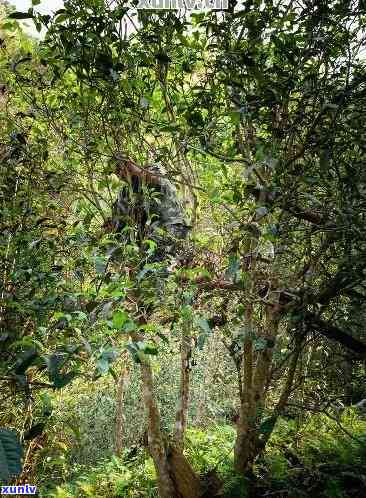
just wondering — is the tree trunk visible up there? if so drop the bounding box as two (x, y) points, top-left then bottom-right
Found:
(234, 305), (282, 473)
(174, 324), (192, 448)
(259, 334), (303, 450)
(140, 356), (202, 498)
(234, 304), (256, 474)
(168, 446), (202, 498)
(114, 356), (129, 456)
(140, 360), (178, 498)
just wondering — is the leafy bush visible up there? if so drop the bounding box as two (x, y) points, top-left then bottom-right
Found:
(295, 409), (366, 467)
(37, 410), (366, 497)
(185, 425), (236, 474)
(43, 452), (158, 498)
(256, 411), (366, 497)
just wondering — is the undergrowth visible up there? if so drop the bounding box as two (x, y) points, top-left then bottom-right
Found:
(40, 410), (366, 498)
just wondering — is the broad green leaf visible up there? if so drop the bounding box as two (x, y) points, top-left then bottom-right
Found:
(95, 256), (106, 275)
(0, 429), (22, 483)
(112, 310), (128, 329)
(123, 320), (136, 333)
(72, 311), (88, 321)
(14, 348), (38, 374)
(225, 254), (241, 282)
(126, 342), (141, 364)
(253, 337), (267, 351)
(196, 317), (211, 335)
(96, 357), (110, 375)
(197, 333), (207, 350)
(229, 110), (241, 125)
(140, 342), (158, 355)
(53, 372), (76, 389)
(258, 417), (276, 434)
(8, 12), (33, 19)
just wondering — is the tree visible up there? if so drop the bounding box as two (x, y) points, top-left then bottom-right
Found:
(1, 0), (366, 495)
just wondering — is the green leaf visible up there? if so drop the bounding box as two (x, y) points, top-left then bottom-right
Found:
(53, 371), (76, 389)
(157, 331), (169, 343)
(140, 342), (158, 355)
(112, 310), (128, 329)
(40, 392), (53, 418)
(0, 429), (22, 483)
(196, 317), (211, 335)
(123, 320), (136, 333)
(72, 311), (88, 321)
(195, 317), (212, 350)
(258, 416), (276, 434)
(253, 337), (267, 351)
(1, 22), (16, 31)
(197, 333), (207, 350)
(32, 0), (41, 5)
(45, 353), (76, 389)
(225, 254), (241, 282)
(126, 342), (141, 363)
(96, 357), (109, 375)
(8, 12), (34, 19)
(14, 348), (38, 375)
(95, 256), (106, 274)
(97, 349), (119, 375)
(55, 14), (68, 23)
(229, 110), (241, 125)
(24, 423), (45, 441)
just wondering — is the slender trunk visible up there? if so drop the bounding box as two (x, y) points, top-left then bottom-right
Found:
(234, 306), (282, 473)
(140, 357), (202, 498)
(235, 358), (244, 404)
(252, 309), (281, 410)
(195, 335), (215, 424)
(260, 334), (303, 450)
(174, 324), (192, 448)
(140, 360), (178, 498)
(114, 356), (129, 456)
(234, 304), (256, 474)
(130, 304), (201, 497)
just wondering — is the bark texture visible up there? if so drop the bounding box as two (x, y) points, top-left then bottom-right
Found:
(114, 357), (129, 456)
(168, 446), (202, 498)
(234, 303), (256, 474)
(234, 304), (283, 473)
(140, 360), (178, 498)
(174, 325), (192, 448)
(260, 334), (303, 449)
(140, 356), (203, 498)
